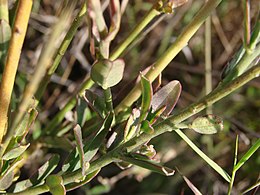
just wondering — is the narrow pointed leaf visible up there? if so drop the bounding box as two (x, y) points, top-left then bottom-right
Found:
(73, 125), (87, 176)
(46, 175), (65, 195)
(120, 155), (175, 176)
(62, 113), (113, 173)
(0, 170), (14, 190)
(140, 75), (152, 122)
(151, 80), (181, 116)
(147, 105), (166, 124)
(141, 120), (154, 134)
(65, 169), (101, 191)
(76, 96), (90, 127)
(3, 144), (30, 160)
(234, 139), (260, 171)
(15, 109), (38, 138)
(85, 90), (107, 118)
(190, 115), (223, 134)
(174, 129), (231, 182)
(0, 158), (24, 190)
(124, 108), (140, 141)
(91, 59), (125, 89)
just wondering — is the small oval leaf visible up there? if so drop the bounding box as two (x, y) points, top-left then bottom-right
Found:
(91, 59), (125, 89)
(3, 144), (30, 160)
(151, 80), (181, 116)
(190, 115), (223, 134)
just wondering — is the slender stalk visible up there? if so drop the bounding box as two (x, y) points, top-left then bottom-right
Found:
(10, 64), (259, 195)
(115, 0), (223, 114)
(110, 6), (160, 60)
(243, 0), (251, 48)
(0, 0), (32, 143)
(35, 2), (88, 101)
(228, 136), (239, 195)
(205, 4), (212, 114)
(104, 88), (114, 112)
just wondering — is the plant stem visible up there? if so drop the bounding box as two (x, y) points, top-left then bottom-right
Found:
(115, 0), (223, 114)
(243, 0), (251, 48)
(104, 88), (114, 112)
(222, 44), (260, 85)
(10, 64), (259, 195)
(0, 0), (32, 143)
(35, 2), (88, 101)
(205, 8), (212, 114)
(227, 135), (239, 195)
(109, 6), (160, 61)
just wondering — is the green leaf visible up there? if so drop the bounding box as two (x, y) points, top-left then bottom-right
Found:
(139, 144), (156, 159)
(140, 75), (152, 122)
(46, 175), (65, 195)
(234, 138), (260, 171)
(151, 80), (181, 116)
(140, 120), (154, 134)
(174, 129), (231, 182)
(91, 59), (125, 89)
(62, 113), (113, 173)
(0, 19), (11, 66)
(11, 154), (60, 193)
(0, 158), (24, 191)
(15, 109), (38, 138)
(65, 169), (100, 191)
(120, 155), (175, 176)
(43, 136), (73, 151)
(124, 108), (140, 141)
(85, 90), (107, 118)
(0, 170), (14, 190)
(190, 115), (223, 134)
(73, 125), (89, 176)
(76, 96), (90, 127)
(3, 144), (30, 160)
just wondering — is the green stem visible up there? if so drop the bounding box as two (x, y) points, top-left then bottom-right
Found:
(227, 136), (239, 195)
(243, 0), (251, 48)
(110, 6), (160, 61)
(222, 44), (260, 85)
(115, 0), (224, 114)
(104, 88), (114, 112)
(10, 64), (259, 195)
(205, 12), (212, 114)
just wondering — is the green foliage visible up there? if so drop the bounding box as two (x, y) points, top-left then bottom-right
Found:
(0, 0), (259, 194)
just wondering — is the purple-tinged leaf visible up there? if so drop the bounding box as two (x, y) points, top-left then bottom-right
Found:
(151, 80), (182, 116)
(141, 120), (154, 134)
(46, 175), (65, 195)
(190, 115), (223, 134)
(176, 168), (202, 195)
(120, 155), (175, 176)
(140, 75), (152, 122)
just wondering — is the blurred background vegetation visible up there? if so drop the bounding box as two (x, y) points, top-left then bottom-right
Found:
(7, 0), (259, 194)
